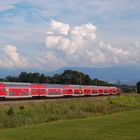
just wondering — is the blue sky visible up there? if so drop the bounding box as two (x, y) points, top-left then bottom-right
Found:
(0, 0), (140, 71)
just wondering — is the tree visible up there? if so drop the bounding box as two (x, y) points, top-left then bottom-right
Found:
(31, 73), (40, 83)
(18, 72), (30, 82)
(92, 78), (111, 86)
(59, 70), (88, 85)
(39, 74), (46, 83)
(51, 74), (61, 84)
(136, 81), (140, 93)
(5, 76), (18, 82)
(84, 75), (92, 85)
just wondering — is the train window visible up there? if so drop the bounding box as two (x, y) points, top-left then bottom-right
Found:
(99, 90), (103, 92)
(63, 89), (67, 92)
(41, 89), (46, 92)
(21, 92), (29, 96)
(10, 92), (16, 96)
(32, 89), (36, 92)
(48, 92), (61, 95)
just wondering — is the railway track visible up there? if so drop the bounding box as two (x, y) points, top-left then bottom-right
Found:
(0, 94), (119, 105)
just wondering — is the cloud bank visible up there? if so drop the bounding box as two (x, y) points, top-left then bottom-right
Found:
(43, 20), (137, 69)
(0, 20), (140, 70)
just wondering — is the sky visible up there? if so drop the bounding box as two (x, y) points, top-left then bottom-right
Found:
(0, 0), (140, 71)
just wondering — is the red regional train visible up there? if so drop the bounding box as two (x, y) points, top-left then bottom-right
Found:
(0, 82), (121, 99)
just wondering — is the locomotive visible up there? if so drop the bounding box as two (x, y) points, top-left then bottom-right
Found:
(0, 82), (121, 99)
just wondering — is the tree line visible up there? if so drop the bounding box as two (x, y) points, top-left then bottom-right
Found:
(0, 69), (138, 93)
(0, 70), (112, 86)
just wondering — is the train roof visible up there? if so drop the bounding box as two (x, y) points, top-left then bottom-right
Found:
(1, 82), (31, 87)
(0, 82), (118, 89)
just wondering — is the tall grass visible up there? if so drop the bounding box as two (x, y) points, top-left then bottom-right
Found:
(0, 94), (140, 128)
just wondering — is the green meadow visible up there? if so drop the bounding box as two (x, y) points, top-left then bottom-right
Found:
(0, 109), (140, 140)
(0, 94), (140, 140)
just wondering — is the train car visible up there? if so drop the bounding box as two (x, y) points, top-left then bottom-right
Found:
(0, 83), (6, 98)
(60, 85), (83, 96)
(1, 82), (46, 98)
(3, 82), (31, 98)
(46, 85), (74, 97)
(30, 84), (46, 98)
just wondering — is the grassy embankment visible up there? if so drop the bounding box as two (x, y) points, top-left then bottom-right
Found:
(0, 109), (140, 140)
(0, 94), (140, 129)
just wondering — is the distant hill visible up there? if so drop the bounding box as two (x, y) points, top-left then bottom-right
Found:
(47, 66), (140, 84)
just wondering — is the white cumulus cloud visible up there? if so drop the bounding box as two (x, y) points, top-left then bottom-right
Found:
(49, 20), (70, 35)
(43, 20), (137, 69)
(0, 45), (29, 68)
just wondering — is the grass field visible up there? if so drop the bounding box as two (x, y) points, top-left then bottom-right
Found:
(0, 109), (140, 140)
(0, 94), (140, 128)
